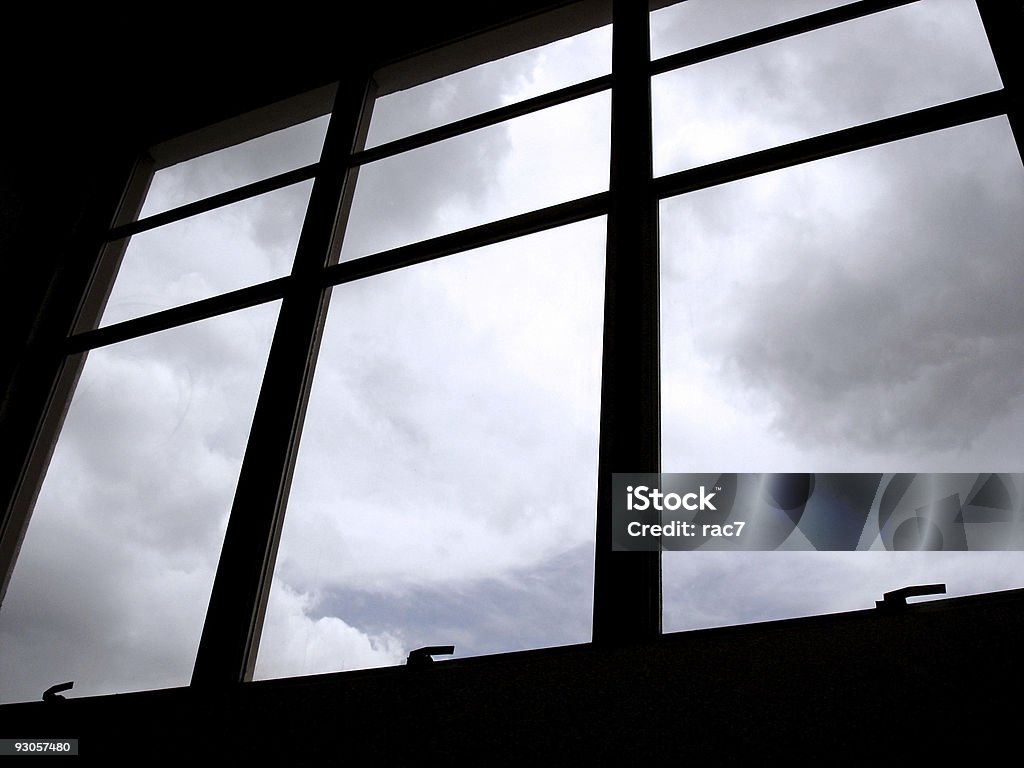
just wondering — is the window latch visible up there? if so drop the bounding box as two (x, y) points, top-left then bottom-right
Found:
(42, 681), (74, 702)
(406, 645), (455, 667)
(876, 583), (946, 610)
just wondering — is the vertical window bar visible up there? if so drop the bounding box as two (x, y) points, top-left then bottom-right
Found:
(0, 149), (143, 605)
(593, 0), (661, 644)
(191, 73), (376, 686)
(975, 0), (1024, 163)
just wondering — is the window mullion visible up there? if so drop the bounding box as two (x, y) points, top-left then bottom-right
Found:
(191, 72), (376, 686)
(593, 0), (661, 644)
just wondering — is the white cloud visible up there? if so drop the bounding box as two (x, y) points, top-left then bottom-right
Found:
(254, 583), (405, 679)
(269, 221), (605, 599)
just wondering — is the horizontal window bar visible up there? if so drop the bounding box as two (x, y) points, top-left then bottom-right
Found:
(324, 192), (609, 286)
(651, 0), (920, 77)
(71, 192), (611, 351)
(654, 89), (1006, 199)
(107, 164), (319, 241)
(88, 87), (996, 355)
(349, 74), (613, 167)
(66, 276), (294, 353)
(82, 90), (1000, 353)
(106, 76), (615, 243)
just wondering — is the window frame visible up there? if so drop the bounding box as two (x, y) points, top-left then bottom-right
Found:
(0, 0), (1020, 693)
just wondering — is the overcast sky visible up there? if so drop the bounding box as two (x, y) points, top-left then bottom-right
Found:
(2, 0), (1023, 703)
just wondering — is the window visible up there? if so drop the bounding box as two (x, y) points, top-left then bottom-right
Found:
(0, 111), (329, 699)
(1, 0), (1021, 702)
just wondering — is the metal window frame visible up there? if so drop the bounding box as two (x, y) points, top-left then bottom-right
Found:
(0, 0), (1019, 693)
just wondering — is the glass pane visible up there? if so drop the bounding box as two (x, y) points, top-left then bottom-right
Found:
(341, 93), (609, 261)
(366, 25), (611, 147)
(101, 181), (313, 327)
(651, 0), (851, 60)
(139, 115), (329, 219)
(255, 219), (606, 679)
(660, 117), (1024, 632)
(652, 0), (1001, 175)
(0, 302), (281, 703)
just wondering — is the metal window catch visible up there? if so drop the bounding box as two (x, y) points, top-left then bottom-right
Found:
(876, 584), (946, 610)
(406, 646), (455, 667)
(42, 681), (74, 702)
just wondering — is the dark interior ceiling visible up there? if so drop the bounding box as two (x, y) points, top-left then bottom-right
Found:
(10, 1), (593, 154)
(1, 0), (595, 386)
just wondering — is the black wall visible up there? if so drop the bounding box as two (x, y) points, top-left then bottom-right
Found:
(2, 589), (1022, 761)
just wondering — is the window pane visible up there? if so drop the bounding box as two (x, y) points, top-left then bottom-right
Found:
(255, 219), (606, 679)
(341, 93), (609, 261)
(0, 302), (281, 703)
(139, 115), (329, 219)
(366, 25), (611, 147)
(659, 117), (1024, 632)
(100, 181), (313, 327)
(653, 0), (1001, 175)
(651, 0), (851, 60)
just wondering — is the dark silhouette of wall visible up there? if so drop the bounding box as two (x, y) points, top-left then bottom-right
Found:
(2, 589), (1022, 760)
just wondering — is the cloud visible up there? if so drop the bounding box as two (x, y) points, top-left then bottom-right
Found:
(140, 115), (330, 218)
(366, 24), (610, 148)
(254, 583), (405, 679)
(255, 540), (595, 679)
(0, 303), (279, 703)
(652, 0), (1002, 174)
(650, 0), (851, 59)
(340, 92), (609, 260)
(267, 221), (605, 602)
(663, 551), (1024, 632)
(0, 497), (228, 702)
(104, 183), (310, 326)
(661, 117), (1024, 458)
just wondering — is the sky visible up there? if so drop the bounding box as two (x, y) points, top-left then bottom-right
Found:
(2, 0), (1023, 703)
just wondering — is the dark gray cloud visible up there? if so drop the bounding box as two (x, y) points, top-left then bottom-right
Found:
(663, 551), (1024, 633)
(662, 118), (1024, 453)
(0, 303), (278, 703)
(312, 541), (594, 662)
